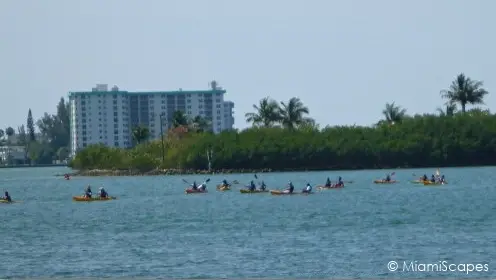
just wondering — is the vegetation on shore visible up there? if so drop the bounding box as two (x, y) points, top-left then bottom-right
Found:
(1, 99), (70, 165)
(68, 73), (495, 174)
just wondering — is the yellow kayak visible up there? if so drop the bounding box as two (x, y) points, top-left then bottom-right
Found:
(72, 196), (116, 202)
(216, 185), (231, 191)
(411, 180), (429, 184)
(0, 199), (16, 203)
(240, 189), (268, 194)
(423, 181), (447, 186)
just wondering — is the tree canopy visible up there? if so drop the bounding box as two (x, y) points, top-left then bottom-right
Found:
(4, 72), (493, 170)
(69, 73), (494, 172)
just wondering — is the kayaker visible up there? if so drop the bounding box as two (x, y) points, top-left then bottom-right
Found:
(325, 177), (332, 187)
(430, 175), (436, 183)
(337, 176), (343, 186)
(99, 187), (108, 198)
(198, 182), (207, 192)
(384, 174), (391, 182)
(283, 182), (294, 194)
(422, 174), (428, 181)
(3, 191), (11, 202)
(249, 180), (256, 191)
(440, 175), (446, 183)
(302, 183), (312, 193)
(85, 185), (92, 198)
(191, 181), (198, 190)
(221, 179), (230, 187)
(260, 181), (266, 191)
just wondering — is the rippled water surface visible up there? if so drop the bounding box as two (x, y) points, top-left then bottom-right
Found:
(1, 166), (495, 279)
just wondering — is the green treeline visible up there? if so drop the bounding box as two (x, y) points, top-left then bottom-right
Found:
(70, 73), (496, 172)
(0, 98), (70, 165)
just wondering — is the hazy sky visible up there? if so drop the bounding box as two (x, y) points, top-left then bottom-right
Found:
(1, 0), (495, 131)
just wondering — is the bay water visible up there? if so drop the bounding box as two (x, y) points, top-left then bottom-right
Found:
(1, 167), (494, 278)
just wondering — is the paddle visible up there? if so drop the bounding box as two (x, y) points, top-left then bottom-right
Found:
(183, 178), (210, 186)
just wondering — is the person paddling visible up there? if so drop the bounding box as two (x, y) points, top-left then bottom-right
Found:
(302, 183), (312, 193)
(84, 185), (92, 198)
(198, 181), (207, 192)
(260, 181), (267, 191)
(99, 187), (108, 198)
(324, 177), (332, 187)
(283, 181), (294, 194)
(191, 181), (198, 190)
(384, 174), (391, 182)
(248, 180), (256, 191)
(3, 191), (12, 202)
(221, 179), (230, 188)
(336, 176), (343, 186)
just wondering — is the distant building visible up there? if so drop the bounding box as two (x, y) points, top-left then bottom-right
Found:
(68, 83), (235, 157)
(0, 146), (26, 164)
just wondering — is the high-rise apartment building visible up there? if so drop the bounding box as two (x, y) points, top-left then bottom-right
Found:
(69, 83), (235, 157)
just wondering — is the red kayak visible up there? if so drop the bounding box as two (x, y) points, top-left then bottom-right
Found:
(185, 188), (208, 194)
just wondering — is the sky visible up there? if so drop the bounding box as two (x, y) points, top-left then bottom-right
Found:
(1, 0), (495, 131)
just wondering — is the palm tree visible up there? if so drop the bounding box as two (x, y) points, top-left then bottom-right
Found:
(297, 118), (320, 131)
(382, 102), (407, 124)
(440, 73), (489, 113)
(132, 125), (150, 145)
(172, 111), (189, 128)
(190, 116), (212, 132)
(5, 127), (14, 140)
(436, 103), (457, 117)
(245, 97), (281, 127)
(279, 97), (311, 130)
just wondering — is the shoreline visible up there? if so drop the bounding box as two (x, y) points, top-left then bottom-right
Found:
(64, 166), (414, 177)
(0, 163), (67, 169)
(61, 163), (496, 177)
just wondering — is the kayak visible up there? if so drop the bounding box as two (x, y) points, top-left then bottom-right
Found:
(423, 181), (446, 186)
(185, 189), (208, 194)
(72, 196), (116, 202)
(270, 190), (312, 195)
(317, 184), (344, 189)
(216, 185), (231, 191)
(373, 180), (398, 184)
(0, 199), (15, 203)
(411, 180), (428, 184)
(270, 190), (295, 195)
(240, 189), (268, 194)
